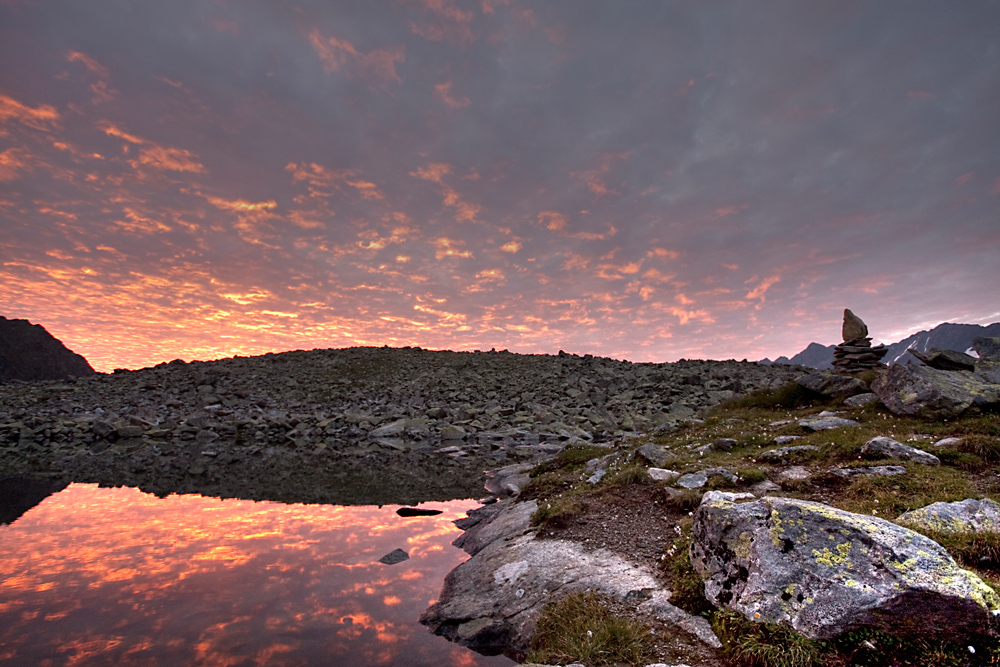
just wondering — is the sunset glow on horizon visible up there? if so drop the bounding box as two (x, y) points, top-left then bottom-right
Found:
(2, 1), (999, 373)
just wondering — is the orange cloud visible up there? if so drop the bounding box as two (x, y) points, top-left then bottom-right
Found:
(0, 94), (60, 130)
(206, 196), (277, 213)
(647, 247), (679, 260)
(744, 274), (781, 302)
(286, 162), (383, 200)
(137, 144), (205, 173)
(569, 224), (617, 241)
(713, 204), (748, 218)
(0, 147), (34, 181)
(409, 0), (475, 46)
(500, 240), (521, 253)
(537, 211), (567, 231)
(67, 51), (116, 103)
(434, 80), (471, 108)
(308, 30), (405, 85)
(411, 162), (480, 222)
(571, 150), (631, 198)
(433, 237), (473, 259)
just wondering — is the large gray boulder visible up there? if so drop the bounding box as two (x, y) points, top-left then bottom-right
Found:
(796, 372), (868, 399)
(910, 348), (977, 371)
(896, 498), (1000, 535)
(974, 337), (1000, 362)
(690, 495), (999, 640)
(421, 500), (719, 653)
(870, 363), (1000, 419)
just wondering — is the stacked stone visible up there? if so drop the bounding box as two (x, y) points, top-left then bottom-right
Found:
(833, 309), (888, 372)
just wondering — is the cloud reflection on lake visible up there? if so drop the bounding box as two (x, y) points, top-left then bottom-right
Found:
(0, 484), (513, 666)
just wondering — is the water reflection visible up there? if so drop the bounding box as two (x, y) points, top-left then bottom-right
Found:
(0, 484), (514, 667)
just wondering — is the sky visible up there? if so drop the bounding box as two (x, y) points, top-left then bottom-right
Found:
(2, 0), (999, 373)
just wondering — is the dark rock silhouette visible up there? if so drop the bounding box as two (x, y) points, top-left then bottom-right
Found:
(0, 476), (69, 525)
(0, 316), (96, 383)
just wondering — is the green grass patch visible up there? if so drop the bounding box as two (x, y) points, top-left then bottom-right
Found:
(527, 592), (654, 666)
(718, 382), (824, 411)
(834, 465), (977, 518)
(712, 610), (829, 667)
(531, 497), (584, 530)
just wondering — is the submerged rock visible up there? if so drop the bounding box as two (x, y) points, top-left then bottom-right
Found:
(690, 495), (999, 640)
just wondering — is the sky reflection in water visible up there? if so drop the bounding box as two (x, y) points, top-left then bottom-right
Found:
(0, 484), (514, 666)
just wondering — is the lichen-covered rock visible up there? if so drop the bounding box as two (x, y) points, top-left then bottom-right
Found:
(871, 363), (1000, 419)
(799, 415), (859, 431)
(910, 348), (977, 371)
(861, 436), (940, 466)
(896, 498), (1000, 535)
(690, 496), (999, 640)
(796, 372), (868, 399)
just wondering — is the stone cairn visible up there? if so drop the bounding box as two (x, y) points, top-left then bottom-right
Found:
(833, 309), (888, 372)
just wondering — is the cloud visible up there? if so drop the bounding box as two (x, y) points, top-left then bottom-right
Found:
(137, 144), (205, 173)
(408, 0), (475, 47)
(0, 94), (60, 130)
(434, 81), (471, 108)
(308, 29), (405, 85)
(0, 147), (34, 181)
(411, 162), (480, 222)
(433, 237), (473, 259)
(67, 51), (116, 103)
(571, 151), (631, 198)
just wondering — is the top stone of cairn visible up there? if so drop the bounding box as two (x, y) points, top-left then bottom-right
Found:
(842, 309), (869, 342)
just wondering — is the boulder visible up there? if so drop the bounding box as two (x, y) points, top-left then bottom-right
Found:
(842, 309), (869, 341)
(870, 363), (1000, 419)
(910, 348), (977, 372)
(759, 445), (819, 462)
(973, 337), (1000, 361)
(635, 443), (671, 468)
(648, 468), (681, 482)
(896, 498), (1000, 535)
(861, 436), (940, 466)
(691, 495), (999, 640)
(799, 416), (859, 431)
(844, 392), (879, 408)
(832, 465), (906, 478)
(796, 373), (868, 399)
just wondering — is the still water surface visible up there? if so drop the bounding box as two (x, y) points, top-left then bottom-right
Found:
(0, 483), (515, 666)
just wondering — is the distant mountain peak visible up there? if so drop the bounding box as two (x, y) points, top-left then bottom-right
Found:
(0, 316), (96, 382)
(761, 321), (1000, 370)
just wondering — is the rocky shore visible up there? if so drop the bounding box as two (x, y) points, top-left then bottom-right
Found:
(0, 346), (806, 506)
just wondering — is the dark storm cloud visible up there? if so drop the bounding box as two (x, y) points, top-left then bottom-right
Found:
(1, 0), (997, 370)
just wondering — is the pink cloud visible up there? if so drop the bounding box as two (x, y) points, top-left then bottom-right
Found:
(308, 30), (405, 85)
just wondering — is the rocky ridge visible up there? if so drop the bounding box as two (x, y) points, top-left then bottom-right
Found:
(0, 346), (805, 505)
(0, 316), (96, 383)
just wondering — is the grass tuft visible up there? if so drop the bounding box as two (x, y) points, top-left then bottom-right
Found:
(531, 497), (584, 530)
(527, 592), (654, 666)
(712, 610), (828, 667)
(719, 382), (822, 410)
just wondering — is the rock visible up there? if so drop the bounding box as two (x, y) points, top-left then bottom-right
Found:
(116, 424), (145, 439)
(911, 348), (978, 372)
(759, 445), (820, 462)
(844, 392), (879, 408)
(0, 315), (97, 382)
(973, 337), (1000, 361)
(773, 435), (802, 445)
(691, 495), (1000, 640)
(91, 421), (116, 439)
(896, 499), (1000, 535)
(378, 548), (410, 565)
(861, 436), (940, 465)
(396, 507), (443, 517)
(832, 465), (906, 478)
(842, 309), (869, 342)
(933, 437), (963, 448)
(712, 438), (737, 451)
(676, 473), (708, 489)
(751, 480), (781, 494)
(586, 469), (606, 485)
(638, 591), (722, 647)
(778, 466), (811, 482)
(701, 490), (754, 504)
(796, 373), (868, 399)
(635, 443), (671, 468)
(453, 499), (537, 556)
(422, 501), (667, 654)
(799, 416), (859, 431)
(440, 424), (467, 440)
(870, 363), (1000, 419)
(648, 468), (681, 482)
(369, 418), (408, 438)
